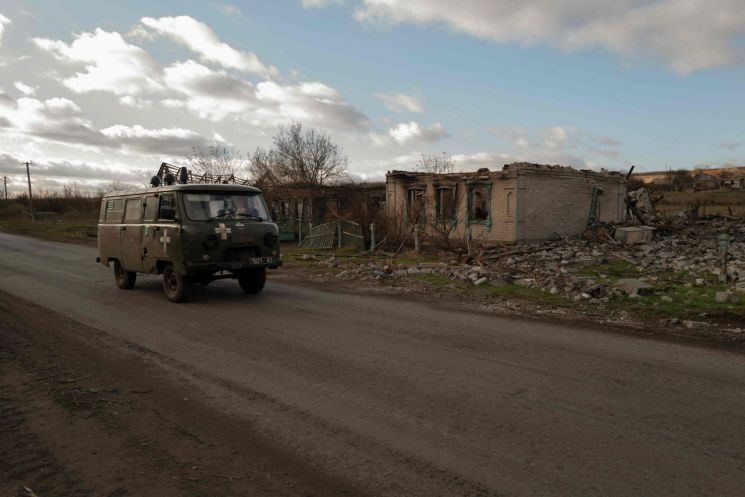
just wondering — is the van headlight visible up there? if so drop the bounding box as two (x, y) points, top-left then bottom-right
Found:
(264, 232), (278, 247)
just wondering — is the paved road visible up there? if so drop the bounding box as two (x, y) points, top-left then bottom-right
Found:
(1, 231), (744, 496)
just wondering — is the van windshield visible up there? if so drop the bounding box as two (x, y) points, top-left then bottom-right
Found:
(183, 193), (269, 221)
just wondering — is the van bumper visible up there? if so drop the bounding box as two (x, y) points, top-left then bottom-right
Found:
(185, 258), (282, 273)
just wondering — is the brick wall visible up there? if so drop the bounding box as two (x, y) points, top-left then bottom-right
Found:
(518, 171), (625, 241)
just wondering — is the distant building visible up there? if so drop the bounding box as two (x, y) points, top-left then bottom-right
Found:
(386, 162), (627, 244)
(693, 172), (719, 191)
(633, 165), (745, 190)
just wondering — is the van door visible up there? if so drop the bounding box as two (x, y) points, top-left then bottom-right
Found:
(142, 194), (159, 274)
(144, 193), (179, 270)
(121, 196), (144, 272)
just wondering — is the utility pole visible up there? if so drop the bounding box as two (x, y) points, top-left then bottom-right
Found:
(3, 176), (7, 200)
(24, 161), (34, 221)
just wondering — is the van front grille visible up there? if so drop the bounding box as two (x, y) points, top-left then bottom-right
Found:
(221, 247), (259, 262)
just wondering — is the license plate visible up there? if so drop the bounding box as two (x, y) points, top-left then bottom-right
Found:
(249, 257), (273, 264)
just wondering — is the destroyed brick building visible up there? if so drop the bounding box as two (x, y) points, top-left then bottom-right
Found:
(385, 163), (627, 243)
(267, 183), (385, 223)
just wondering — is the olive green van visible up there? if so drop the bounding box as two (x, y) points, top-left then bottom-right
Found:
(97, 183), (281, 302)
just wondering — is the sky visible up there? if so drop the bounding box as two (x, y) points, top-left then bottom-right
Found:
(0, 0), (744, 194)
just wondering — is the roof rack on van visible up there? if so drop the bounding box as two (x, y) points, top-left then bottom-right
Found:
(152, 162), (253, 187)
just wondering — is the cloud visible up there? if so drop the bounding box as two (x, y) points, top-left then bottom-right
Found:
(215, 3), (243, 17)
(451, 152), (512, 169)
(254, 80), (370, 129)
(487, 125), (624, 169)
(0, 13), (9, 46)
(141, 16), (276, 76)
(388, 121), (448, 145)
(301, 0), (345, 8)
(374, 92), (424, 113)
(33, 29), (162, 95)
(0, 151), (150, 193)
(162, 60), (256, 121)
(100, 124), (211, 155)
(13, 82), (35, 95)
(354, 0), (745, 75)
(28, 19), (369, 131)
(0, 93), (212, 156)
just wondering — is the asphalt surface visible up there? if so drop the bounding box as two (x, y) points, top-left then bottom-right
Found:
(1, 231), (744, 497)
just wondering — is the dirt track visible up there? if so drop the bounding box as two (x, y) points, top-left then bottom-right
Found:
(1, 231), (745, 496)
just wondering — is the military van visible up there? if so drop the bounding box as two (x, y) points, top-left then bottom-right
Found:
(97, 173), (281, 302)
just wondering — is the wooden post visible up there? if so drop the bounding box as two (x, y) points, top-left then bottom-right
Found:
(413, 225), (420, 254)
(297, 218), (303, 246)
(370, 222), (375, 251)
(337, 222), (342, 249)
(3, 176), (7, 200)
(24, 161), (34, 221)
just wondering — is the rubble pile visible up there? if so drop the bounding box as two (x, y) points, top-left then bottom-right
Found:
(306, 216), (745, 310)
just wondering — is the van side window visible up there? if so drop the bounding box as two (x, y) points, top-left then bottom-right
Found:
(124, 197), (142, 223)
(158, 194), (177, 221)
(143, 195), (158, 222)
(104, 198), (124, 222)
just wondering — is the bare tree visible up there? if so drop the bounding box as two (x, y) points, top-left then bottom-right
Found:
(189, 141), (248, 178)
(103, 180), (139, 193)
(249, 122), (348, 187)
(670, 169), (694, 192)
(416, 152), (455, 174)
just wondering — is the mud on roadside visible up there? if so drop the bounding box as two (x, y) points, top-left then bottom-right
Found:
(0, 293), (368, 497)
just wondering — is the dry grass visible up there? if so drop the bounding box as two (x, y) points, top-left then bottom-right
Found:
(656, 190), (745, 216)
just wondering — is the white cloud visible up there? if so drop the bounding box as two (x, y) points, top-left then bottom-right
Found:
(354, 0), (745, 74)
(375, 92), (424, 113)
(301, 0), (345, 8)
(27, 18), (369, 131)
(0, 14), (10, 46)
(141, 16), (276, 76)
(254, 80), (370, 129)
(451, 152), (511, 169)
(486, 125), (624, 169)
(388, 121), (448, 145)
(162, 60), (256, 121)
(0, 93), (211, 156)
(215, 3), (243, 17)
(33, 29), (162, 95)
(13, 81), (35, 95)
(100, 124), (212, 155)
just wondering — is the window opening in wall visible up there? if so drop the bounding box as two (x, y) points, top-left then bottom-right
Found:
(407, 188), (425, 223)
(437, 187), (457, 222)
(469, 185), (489, 221)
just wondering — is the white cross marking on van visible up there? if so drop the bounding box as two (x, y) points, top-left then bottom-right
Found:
(215, 223), (232, 240)
(160, 229), (171, 251)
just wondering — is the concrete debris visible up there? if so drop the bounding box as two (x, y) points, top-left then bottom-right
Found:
(301, 215), (744, 311)
(683, 320), (710, 329)
(614, 226), (656, 244)
(616, 279), (655, 296)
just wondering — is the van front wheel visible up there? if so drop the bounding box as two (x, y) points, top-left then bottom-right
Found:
(238, 268), (266, 294)
(113, 260), (136, 289)
(162, 263), (191, 303)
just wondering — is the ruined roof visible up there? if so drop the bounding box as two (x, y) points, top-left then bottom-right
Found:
(387, 162), (624, 180)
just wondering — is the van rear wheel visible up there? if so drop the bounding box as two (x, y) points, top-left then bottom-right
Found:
(238, 268), (266, 294)
(113, 260), (136, 289)
(162, 263), (191, 303)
